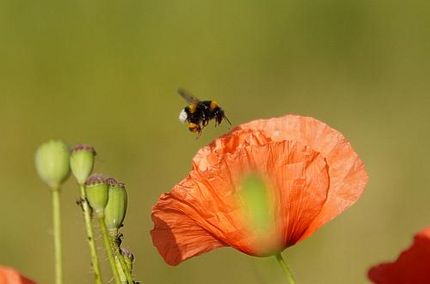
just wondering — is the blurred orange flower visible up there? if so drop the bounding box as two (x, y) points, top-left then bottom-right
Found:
(0, 266), (35, 284)
(151, 115), (368, 265)
(368, 227), (430, 284)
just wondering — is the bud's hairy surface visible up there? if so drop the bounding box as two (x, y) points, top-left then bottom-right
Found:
(70, 144), (96, 185)
(35, 140), (70, 189)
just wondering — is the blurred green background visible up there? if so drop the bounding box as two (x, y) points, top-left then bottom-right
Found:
(1, 0), (429, 283)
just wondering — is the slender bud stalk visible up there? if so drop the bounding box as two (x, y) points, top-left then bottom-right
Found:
(121, 248), (134, 273)
(35, 140), (70, 284)
(112, 246), (134, 283)
(275, 253), (295, 284)
(52, 187), (63, 284)
(69, 145), (102, 283)
(115, 256), (127, 283)
(79, 185), (102, 284)
(99, 215), (121, 284)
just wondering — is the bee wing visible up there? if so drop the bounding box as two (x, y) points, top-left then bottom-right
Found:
(177, 88), (200, 104)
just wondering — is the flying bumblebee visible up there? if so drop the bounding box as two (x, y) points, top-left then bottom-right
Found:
(178, 88), (231, 136)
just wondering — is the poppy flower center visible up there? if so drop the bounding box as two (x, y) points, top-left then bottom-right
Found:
(207, 139), (330, 256)
(236, 173), (280, 256)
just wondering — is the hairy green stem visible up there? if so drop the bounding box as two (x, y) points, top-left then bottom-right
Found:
(115, 256), (127, 283)
(113, 245), (134, 283)
(275, 253), (296, 284)
(52, 188), (63, 284)
(99, 217), (121, 284)
(79, 185), (103, 284)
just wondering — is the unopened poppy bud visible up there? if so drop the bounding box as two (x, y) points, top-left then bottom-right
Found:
(104, 179), (128, 234)
(70, 144), (96, 185)
(121, 248), (134, 271)
(85, 174), (108, 217)
(35, 140), (70, 189)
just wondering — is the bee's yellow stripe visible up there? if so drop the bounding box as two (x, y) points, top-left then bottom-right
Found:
(189, 104), (197, 113)
(210, 101), (218, 111)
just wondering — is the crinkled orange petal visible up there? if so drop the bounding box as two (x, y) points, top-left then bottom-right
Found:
(0, 266), (36, 284)
(368, 227), (430, 284)
(151, 198), (225, 266)
(195, 115), (368, 241)
(151, 115), (368, 265)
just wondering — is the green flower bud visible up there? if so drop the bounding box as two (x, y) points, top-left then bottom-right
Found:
(35, 140), (70, 189)
(121, 248), (134, 272)
(85, 174), (108, 217)
(70, 144), (96, 185)
(104, 178), (128, 234)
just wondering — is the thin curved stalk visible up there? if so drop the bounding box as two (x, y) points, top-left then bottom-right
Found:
(99, 217), (121, 284)
(52, 188), (63, 284)
(79, 185), (102, 284)
(275, 253), (295, 284)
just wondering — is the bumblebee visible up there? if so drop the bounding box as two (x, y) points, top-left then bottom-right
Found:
(178, 88), (231, 135)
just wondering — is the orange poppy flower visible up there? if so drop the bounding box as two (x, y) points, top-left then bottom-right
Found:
(151, 114), (368, 265)
(0, 266), (35, 284)
(368, 227), (430, 284)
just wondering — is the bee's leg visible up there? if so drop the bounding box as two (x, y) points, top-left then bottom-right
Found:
(224, 115), (232, 126)
(195, 128), (202, 139)
(217, 113), (224, 125)
(188, 122), (200, 133)
(214, 116), (220, 127)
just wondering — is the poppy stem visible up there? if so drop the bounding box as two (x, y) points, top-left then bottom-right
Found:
(79, 185), (103, 284)
(113, 245), (134, 283)
(52, 187), (63, 284)
(275, 253), (296, 284)
(98, 216), (122, 284)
